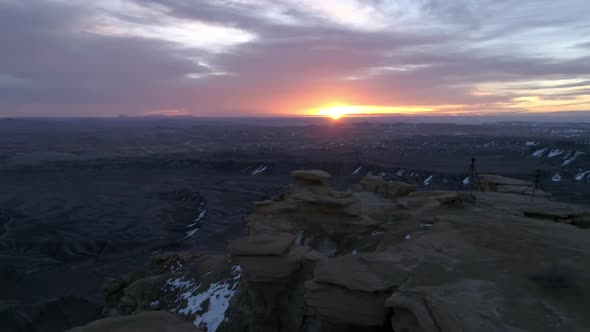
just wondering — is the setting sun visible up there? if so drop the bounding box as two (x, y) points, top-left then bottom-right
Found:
(307, 104), (440, 119)
(316, 105), (349, 119)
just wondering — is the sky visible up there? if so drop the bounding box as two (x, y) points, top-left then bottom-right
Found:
(1, 0), (590, 117)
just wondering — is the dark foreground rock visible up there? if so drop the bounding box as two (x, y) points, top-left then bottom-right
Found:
(67, 311), (201, 332)
(1, 297), (102, 332)
(94, 171), (590, 331)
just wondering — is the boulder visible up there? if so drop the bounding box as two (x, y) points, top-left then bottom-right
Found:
(354, 176), (416, 198)
(230, 235), (308, 282)
(479, 174), (530, 187)
(291, 170), (331, 183)
(313, 254), (412, 293)
(479, 174), (549, 197)
(305, 281), (390, 326)
(229, 233), (295, 256)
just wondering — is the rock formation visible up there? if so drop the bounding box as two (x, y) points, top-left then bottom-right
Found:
(83, 170), (590, 332)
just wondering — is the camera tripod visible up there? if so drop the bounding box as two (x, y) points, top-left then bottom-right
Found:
(460, 158), (484, 192)
(522, 170), (551, 201)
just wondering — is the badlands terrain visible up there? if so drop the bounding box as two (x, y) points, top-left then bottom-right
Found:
(1, 117), (590, 331)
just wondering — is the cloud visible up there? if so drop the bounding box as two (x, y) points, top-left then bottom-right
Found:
(0, 0), (589, 116)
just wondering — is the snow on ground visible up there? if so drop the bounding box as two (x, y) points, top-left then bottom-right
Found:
(463, 177), (470, 185)
(251, 165), (268, 175)
(551, 173), (562, 182)
(352, 166), (362, 175)
(183, 228), (199, 239)
(379, 172), (386, 177)
(525, 141), (538, 146)
(548, 149), (565, 158)
(575, 170), (590, 181)
(182, 203), (206, 240)
(532, 148), (547, 157)
(423, 175), (433, 186)
(167, 266), (242, 332)
(562, 152), (586, 166)
(396, 169), (405, 176)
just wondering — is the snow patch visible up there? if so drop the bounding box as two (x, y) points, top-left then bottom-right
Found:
(547, 149), (564, 158)
(165, 278), (195, 290)
(423, 175), (433, 186)
(396, 169), (405, 176)
(525, 141), (538, 146)
(562, 151), (585, 166)
(251, 165), (268, 175)
(183, 204), (207, 240)
(551, 173), (561, 182)
(370, 231), (384, 236)
(532, 148), (547, 157)
(575, 170), (590, 181)
(352, 166), (362, 175)
(168, 267), (242, 332)
(404, 234), (411, 240)
(183, 228), (199, 239)
(463, 177), (470, 185)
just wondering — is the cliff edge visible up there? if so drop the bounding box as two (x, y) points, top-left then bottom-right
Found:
(72, 170), (590, 332)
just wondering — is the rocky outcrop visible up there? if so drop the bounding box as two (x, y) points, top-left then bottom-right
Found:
(228, 233), (310, 332)
(352, 175), (417, 198)
(96, 171), (590, 332)
(229, 233), (307, 282)
(101, 252), (243, 332)
(479, 174), (548, 196)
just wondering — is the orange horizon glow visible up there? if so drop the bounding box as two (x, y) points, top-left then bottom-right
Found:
(307, 104), (442, 119)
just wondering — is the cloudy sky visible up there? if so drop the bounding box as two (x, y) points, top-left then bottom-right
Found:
(1, 0), (589, 117)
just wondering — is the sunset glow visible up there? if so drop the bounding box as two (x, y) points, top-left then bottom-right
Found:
(1, 0), (590, 117)
(308, 105), (438, 119)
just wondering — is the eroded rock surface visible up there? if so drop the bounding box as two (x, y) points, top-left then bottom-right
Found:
(98, 171), (590, 332)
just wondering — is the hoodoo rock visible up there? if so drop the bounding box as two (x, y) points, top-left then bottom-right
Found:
(94, 171), (590, 332)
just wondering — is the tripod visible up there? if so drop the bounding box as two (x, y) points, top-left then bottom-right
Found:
(522, 170), (551, 201)
(462, 158), (484, 192)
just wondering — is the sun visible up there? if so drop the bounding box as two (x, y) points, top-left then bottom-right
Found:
(315, 105), (352, 120)
(327, 110), (342, 120)
(307, 104), (440, 118)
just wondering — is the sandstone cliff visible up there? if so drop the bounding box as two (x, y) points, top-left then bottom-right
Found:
(72, 171), (590, 332)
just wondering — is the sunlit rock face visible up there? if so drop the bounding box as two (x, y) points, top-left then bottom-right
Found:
(95, 171), (590, 332)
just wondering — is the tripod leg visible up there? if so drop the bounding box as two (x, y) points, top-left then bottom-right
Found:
(472, 166), (484, 192)
(469, 166), (476, 193)
(536, 179), (551, 201)
(458, 166), (471, 191)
